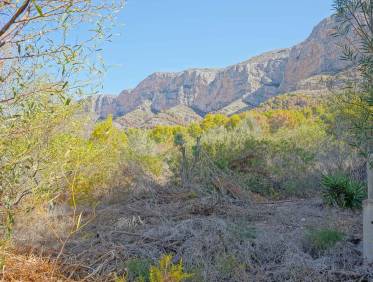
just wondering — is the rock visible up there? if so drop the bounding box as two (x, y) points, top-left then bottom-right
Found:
(279, 16), (352, 92)
(89, 16), (355, 126)
(88, 94), (126, 119)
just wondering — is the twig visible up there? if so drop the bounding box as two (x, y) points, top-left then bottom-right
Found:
(255, 199), (306, 205)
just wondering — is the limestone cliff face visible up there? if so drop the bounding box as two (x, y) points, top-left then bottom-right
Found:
(89, 94), (125, 119)
(114, 49), (289, 115)
(279, 17), (352, 92)
(91, 16), (354, 124)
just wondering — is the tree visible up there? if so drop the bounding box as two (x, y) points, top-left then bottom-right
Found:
(333, 0), (373, 262)
(0, 0), (124, 105)
(0, 0), (124, 233)
(333, 0), (373, 154)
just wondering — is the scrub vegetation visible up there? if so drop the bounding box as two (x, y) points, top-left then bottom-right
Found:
(0, 0), (372, 281)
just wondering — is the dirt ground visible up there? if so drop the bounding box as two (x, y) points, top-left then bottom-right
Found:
(13, 183), (373, 282)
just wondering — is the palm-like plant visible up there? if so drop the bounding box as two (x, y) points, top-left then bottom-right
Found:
(322, 173), (366, 209)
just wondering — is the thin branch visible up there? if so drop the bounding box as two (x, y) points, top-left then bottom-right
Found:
(0, 49), (63, 61)
(0, 0), (31, 38)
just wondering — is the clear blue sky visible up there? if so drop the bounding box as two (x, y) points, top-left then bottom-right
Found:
(101, 0), (334, 94)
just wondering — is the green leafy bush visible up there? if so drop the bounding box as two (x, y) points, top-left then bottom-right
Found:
(321, 173), (366, 209)
(126, 258), (152, 282)
(304, 228), (344, 256)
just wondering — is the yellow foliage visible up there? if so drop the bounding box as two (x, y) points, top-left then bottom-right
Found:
(201, 114), (229, 130)
(150, 125), (175, 143)
(149, 255), (192, 282)
(187, 122), (202, 138)
(42, 115), (129, 204)
(114, 275), (127, 282)
(226, 114), (242, 128)
(171, 126), (188, 136)
(91, 115), (128, 145)
(150, 125), (189, 144)
(265, 110), (306, 132)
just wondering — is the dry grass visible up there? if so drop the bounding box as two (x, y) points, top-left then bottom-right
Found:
(0, 249), (71, 281)
(8, 183), (373, 281)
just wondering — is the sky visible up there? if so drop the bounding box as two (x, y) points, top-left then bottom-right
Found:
(101, 0), (334, 94)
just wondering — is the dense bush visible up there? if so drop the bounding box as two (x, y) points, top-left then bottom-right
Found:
(0, 0), (124, 238)
(321, 173), (366, 209)
(197, 111), (328, 197)
(1, 89), (363, 238)
(0, 97), (165, 237)
(144, 104), (363, 199)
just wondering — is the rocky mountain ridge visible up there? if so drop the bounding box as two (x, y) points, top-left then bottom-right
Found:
(90, 16), (353, 127)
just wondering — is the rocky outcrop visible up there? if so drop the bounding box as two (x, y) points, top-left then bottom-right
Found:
(115, 49), (289, 115)
(89, 94), (126, 119)
(91, 16), (354, 125)
(279, 17), (352, 92)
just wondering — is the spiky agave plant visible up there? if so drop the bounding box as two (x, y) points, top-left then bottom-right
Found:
(321, 173), (366, 209)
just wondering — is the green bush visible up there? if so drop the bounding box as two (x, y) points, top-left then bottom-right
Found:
(125, 258), (152, 282)
(304, 228), (344, 256)
(216, 254), (246, 280)
(321, 173), (366, 209)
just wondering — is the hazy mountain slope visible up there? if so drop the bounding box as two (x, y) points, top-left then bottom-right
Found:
(115, 102), (202, 128)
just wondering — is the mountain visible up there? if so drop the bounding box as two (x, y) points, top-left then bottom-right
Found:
(91, 16), (353, 127)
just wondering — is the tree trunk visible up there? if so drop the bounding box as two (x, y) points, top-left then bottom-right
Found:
(364, 154), (373, 263)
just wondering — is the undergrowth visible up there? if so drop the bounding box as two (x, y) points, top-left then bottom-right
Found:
(321, 173), (366, 209)
(303, 228), (345, 257)
(124, 255), (192, 282)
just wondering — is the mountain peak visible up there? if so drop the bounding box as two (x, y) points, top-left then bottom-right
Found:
(91, 16), (353, 126)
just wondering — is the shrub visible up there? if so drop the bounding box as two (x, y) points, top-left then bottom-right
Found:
(321, 173), (366, 209)
(304, 228), (344, 256)
(150, 125), (174, 143)
(187, 122), (202, 138)
(45, 115), (130, 204)
(126, 258), (152, 282)
(201, 114), (229, 130)
(216, 254), (246, 280)
(225, 114), (242, 129)
(265, 109), (306, 133)
(124, 255), (192, 282)
(149, 254), (192, 282)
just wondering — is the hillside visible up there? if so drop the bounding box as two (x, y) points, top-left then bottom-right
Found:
(90, 16), (352, 127)
(4, 0), (373, 280)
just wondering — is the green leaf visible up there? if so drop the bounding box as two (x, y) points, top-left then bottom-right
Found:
(32, 0), (44, 17)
